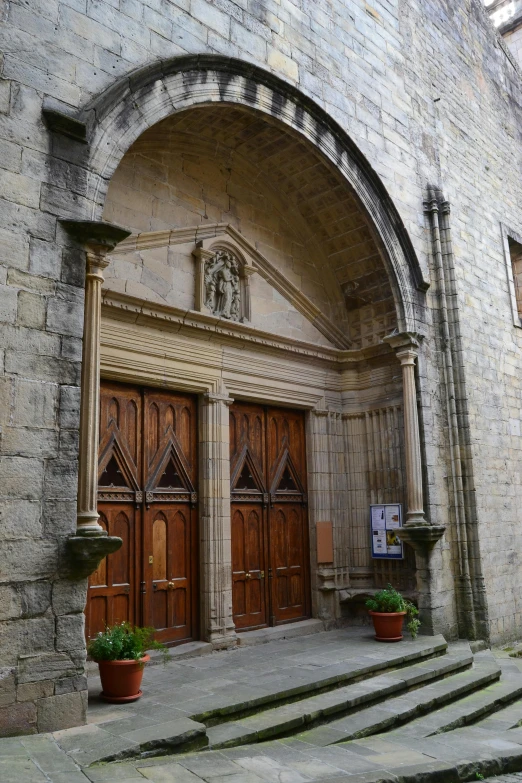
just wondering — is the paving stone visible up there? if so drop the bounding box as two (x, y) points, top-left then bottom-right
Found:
(138, 762), (203, 781)
(178, 752), (245, 778)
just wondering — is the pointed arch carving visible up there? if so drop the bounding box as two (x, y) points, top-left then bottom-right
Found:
(98, 420), (142, 505)
(231, 444), (268, 505)
(145, 428), (197, 507)
(270, 445), (306, 505)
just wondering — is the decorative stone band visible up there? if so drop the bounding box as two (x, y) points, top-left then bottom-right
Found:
(60, 220), (131, 577)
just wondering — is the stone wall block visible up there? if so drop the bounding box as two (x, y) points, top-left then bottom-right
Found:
(0, 618), (55, 665)
(52, 580), (87, 616)
(54, 674), (87, 695)
(0, 586), (22, 622)
(0, 701), (36, 735)
(43, 459), (78, 500)
(46, 295), (84, 339)
(0, 668), (16, 707)
(5, 352), (80, 385)
(42, 498), (76, 538)
(58, 386), (81, 431)
(13, 379), (57, 428)
(17, 290), (46, 329)
(0, 228), (29, 271)
(28, 237), (62, 279)
(0, 457), (44, 499)
(56, 614), (85, 653)
(0, 499), (43, 541)
(17, 652), (77, 684)
(19, 581), (52, 618)
(0, 540), (58, 582)
(36, 690), (87, 733)
(0, 283), (18, 324)
(17, 679), (54, 702)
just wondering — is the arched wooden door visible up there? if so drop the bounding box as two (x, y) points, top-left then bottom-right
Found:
(230, 402), (310, 630)
(85, 382), (198, 646)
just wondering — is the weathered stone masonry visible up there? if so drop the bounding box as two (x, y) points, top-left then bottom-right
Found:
(1, 0), (522, 735)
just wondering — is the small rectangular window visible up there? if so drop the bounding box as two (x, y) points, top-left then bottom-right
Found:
(501, 224), (522, 327)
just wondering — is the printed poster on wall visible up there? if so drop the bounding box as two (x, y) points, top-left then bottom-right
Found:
(370, 504), (404, 560)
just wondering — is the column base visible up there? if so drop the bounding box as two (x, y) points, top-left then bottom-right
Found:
(67, 534), (123, 579)
(208, 628), (237, 650)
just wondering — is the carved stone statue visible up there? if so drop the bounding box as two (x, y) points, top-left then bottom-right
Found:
(204, 249), (241, 320)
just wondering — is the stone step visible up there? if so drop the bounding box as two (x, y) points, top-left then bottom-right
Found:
(206, 647), (473, 748)
(237, 618), (324, 646)
(193, 635), (448, 726)
(293, 654), (501, 748)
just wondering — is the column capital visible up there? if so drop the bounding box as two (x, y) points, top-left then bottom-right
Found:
(395, 347), (418, 367)
(203, 391), (234, 407)
(59, 219), (131, 252)
(383, 330), (424, 355)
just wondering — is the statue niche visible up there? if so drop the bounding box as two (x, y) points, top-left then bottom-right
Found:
(204, 249), (241, 321)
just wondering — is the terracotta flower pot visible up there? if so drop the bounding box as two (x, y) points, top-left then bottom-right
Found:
(97, 655), (150, 703)
(369, 611), (406, 642)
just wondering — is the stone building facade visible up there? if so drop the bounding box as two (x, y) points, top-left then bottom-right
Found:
(1, 0), (522, 736)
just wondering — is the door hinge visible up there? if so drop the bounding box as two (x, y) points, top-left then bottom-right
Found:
(149, 555), (153, 564)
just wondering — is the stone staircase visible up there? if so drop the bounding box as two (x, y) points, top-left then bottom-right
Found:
(69, 632), (522, 769)
(204, 645), (522, 750)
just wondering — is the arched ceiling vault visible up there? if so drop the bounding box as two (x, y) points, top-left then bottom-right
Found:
(104, 104), (398, 348)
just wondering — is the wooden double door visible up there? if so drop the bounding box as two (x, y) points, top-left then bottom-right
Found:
(85, 382), (198, 645)
(230, 402), (311, 630)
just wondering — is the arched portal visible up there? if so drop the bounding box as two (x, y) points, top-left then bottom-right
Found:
(71, 57), (428, 646)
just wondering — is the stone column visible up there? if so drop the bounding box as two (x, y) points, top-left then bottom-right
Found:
(199, 387), (237, 649)
(384, 332), (445, 634)
(395, 343), (427, 527)
(76, 247), (110, 535)
(60, 221), (130, 575)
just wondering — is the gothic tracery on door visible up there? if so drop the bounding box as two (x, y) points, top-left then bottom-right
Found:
(85, 382), (198, 645)
(230, 402), (311, 630)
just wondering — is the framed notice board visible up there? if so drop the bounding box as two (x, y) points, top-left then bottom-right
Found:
(370, 504), (404, 560)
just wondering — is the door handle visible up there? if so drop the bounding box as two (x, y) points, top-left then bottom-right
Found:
(167, 581), (176, 590)
(245, 573), (252, 580)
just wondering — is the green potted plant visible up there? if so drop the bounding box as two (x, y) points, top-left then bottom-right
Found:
(88, 622), (169, 703)
(365, 584), (420, 642)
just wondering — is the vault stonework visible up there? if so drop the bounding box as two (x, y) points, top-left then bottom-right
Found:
(1, 0), (522, 737)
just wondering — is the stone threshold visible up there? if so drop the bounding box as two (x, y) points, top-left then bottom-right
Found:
(236, 618), (324, 646)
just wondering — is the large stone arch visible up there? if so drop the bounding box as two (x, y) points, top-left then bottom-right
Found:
(66, 55), (428, 335)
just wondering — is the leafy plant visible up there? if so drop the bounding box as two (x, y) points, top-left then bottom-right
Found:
(88, 622), (169, 663)
(366, 584), (421, 639)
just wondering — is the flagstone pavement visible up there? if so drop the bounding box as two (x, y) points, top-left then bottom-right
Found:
(3, 629), (522, 783)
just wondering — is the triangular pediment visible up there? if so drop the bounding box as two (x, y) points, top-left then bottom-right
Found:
(270, 446), (305, 497)
(109, 223), (351, 350)
(231, 445), (266, 497)
(146, 429), (195, 496)
(98, 423), (140, 492)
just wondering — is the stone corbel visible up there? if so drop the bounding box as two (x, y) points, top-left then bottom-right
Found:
(60, 220), (131, 578)
(383, 330), (445, 555)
